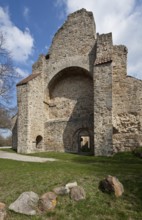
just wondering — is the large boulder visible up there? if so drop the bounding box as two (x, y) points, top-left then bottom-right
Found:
(99, 175), (124, 197)
(70, 186), (86, 201)
(9, 191), (39, 215)
(0, 203), (6, 220)
(38, 192), (57, 212)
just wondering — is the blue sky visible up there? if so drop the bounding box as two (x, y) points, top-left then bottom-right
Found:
(0, 0), (66, 77)
(0, 0), (142, 107)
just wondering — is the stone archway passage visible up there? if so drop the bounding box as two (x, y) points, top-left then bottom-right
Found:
(74, 128), (94, 155)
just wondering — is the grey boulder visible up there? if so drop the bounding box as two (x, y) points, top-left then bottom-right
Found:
(9, 191), (39, 215)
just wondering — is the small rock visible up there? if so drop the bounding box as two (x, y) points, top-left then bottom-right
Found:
(53, 186), (69, 195)
(99, 177), (114, 194)
(99, 175), (124, 197)
(70, 186), (86, 201)
(9, 191), (39, 215)
(65, 181), (78, 192)
(0, 203), (6, 220)
(38, 192), (57, 212)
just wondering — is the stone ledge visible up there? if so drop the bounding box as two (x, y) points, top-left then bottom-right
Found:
(95, 57), (112, 65)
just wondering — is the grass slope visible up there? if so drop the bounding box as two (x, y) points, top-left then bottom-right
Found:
(0, 151), (142, 220)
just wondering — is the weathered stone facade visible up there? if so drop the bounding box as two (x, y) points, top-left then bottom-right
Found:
(12, 9), (142, 155)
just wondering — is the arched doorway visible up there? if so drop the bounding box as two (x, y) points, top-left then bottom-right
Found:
(72, 128), (94, 155)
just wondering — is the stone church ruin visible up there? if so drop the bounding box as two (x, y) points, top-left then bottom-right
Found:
(12, 9), (142, 155)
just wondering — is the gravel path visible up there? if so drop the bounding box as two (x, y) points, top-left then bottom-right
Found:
(0, 150), (57, 163)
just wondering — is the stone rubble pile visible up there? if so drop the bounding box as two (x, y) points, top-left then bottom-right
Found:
(0, 177), (124, 218)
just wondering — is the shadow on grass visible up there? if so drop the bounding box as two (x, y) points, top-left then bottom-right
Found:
(0, 147), (17, 153)
(70, 152), (142, 165)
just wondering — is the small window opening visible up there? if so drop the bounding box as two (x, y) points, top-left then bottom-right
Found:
(45, 54), (50, 60)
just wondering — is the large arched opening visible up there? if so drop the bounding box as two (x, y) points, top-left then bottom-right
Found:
(44, 66), (94, 153)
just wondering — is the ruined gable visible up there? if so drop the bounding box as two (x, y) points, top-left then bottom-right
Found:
(13, 9), (142, 156)
(49, 8), (96, 61)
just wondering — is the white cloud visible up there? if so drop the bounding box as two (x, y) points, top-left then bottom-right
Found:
(0, 7), (34, 63)
(23, 7), (30, 21)
(15, 67), (29, 77)
(57, 0), (142, 79)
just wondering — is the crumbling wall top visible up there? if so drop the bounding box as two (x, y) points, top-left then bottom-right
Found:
(95, 33), (113, 65)
(48, 8), (96, 62)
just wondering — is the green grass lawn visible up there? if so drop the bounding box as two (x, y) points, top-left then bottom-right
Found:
(0, 151), (142, 220)
(0, 148), (16, 153)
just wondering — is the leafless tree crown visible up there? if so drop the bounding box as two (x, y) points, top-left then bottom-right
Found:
(0, 32), (17, 106)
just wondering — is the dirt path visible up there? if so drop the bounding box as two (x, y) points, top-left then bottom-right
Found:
(0, 150), (57, 163)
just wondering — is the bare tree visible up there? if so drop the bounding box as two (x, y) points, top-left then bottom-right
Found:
(0, 32), (17, 106)
(0, 107), (11, 128)
(0, 32), (18, 133)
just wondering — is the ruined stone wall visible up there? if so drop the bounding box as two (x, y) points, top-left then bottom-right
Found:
(44, 9), (96, 88)
(16, 54), (46, 153)
(43, 9), (96, 153)
(16, 73), (44, 153)
(44, 119), (94, 153)
(11, 115), (17, 150)
(48, 9), (96, 62)
(17, 85), (29, 153)
(27, 74), (44, 153)
(112, 46), (142, 152)
(48, 71), (93, 120)
(14, 8), (142, 156)
(94, 33), (113, 156)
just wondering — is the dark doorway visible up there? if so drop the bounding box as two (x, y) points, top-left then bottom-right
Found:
(78, 129), (94, 155)
(36, 135), (43, 148)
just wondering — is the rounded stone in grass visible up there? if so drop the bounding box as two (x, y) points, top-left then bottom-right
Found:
(53, 186), (69, 195)
(70, 186), (86, 201)
(38, 192), (57, 212)
(0, 202), (6, 220)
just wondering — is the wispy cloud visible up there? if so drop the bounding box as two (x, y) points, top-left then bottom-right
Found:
(15, 67), (29, 77)
(0, 7), (34, 63)
(56, 0), (142, 79)
(23, 6), (30, 21)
